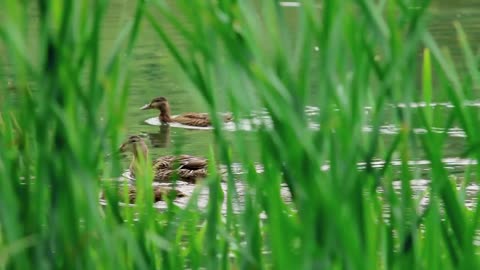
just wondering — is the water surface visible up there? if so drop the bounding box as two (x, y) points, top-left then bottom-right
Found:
(3, 0), (480, 206)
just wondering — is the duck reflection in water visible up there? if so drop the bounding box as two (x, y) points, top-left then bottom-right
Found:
(147, 124), (170, 148)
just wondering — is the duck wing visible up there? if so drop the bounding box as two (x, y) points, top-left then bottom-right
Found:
(179, 155), (207, 169)
(152, 155), (208, 182)
(173, 115), (211, 127)
(179, 112), (209, 119)
(153, 155), (176, 169)
(181, 112), (233, 122)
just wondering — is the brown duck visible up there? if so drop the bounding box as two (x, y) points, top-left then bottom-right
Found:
(140, 97), (232, 127)
(119, 135), (209, 183)
(101, 185), (185, 204)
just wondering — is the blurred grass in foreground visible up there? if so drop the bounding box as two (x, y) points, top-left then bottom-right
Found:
(1, 0), (480, 269)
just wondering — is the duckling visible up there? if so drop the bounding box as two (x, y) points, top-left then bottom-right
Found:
(140, 97), (232, 127)
(119, 135), (209, 183)
(101, 184), (185, 204)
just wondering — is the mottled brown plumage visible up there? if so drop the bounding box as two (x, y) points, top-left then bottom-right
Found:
(140, 97), (232, 127)
(119, 135), (209, 183)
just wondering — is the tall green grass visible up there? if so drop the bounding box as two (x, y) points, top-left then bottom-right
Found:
(1, 0), (480, 269)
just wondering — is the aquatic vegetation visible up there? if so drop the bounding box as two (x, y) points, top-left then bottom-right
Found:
(1, 0), (480, 269)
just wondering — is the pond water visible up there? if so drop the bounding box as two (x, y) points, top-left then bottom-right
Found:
(103, 1), (480, 208)
(3, 1), (480, 208)
(115, 0), (480, 158)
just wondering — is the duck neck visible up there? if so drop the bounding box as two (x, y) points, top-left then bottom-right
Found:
(160, 112), (172, 123)
(130, 142), (149, 176)
(159, 102), (172, 123)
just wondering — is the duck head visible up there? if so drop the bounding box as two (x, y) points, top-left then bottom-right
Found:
(140, 97), (172, 123)
(119, 135), (150, 176)
(119, 135), (145, 153)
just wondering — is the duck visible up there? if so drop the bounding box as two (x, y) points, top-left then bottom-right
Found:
(140, 96), (232, 127)
(101, 184), (185, 204)
(119, 135), (209, 183)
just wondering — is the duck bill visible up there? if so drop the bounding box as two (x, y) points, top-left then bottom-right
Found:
(140, 104), (152, 110)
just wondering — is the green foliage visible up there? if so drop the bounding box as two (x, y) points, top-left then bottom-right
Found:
(1, 0), (479, 269)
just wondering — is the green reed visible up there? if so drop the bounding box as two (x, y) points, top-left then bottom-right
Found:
(1, 0), (480, 269)
(147, 0), (480, 269)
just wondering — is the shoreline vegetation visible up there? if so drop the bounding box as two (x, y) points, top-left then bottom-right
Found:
(1, 0), (480, 269)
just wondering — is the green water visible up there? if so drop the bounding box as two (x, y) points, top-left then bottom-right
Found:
(2, 0), (480, 168)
